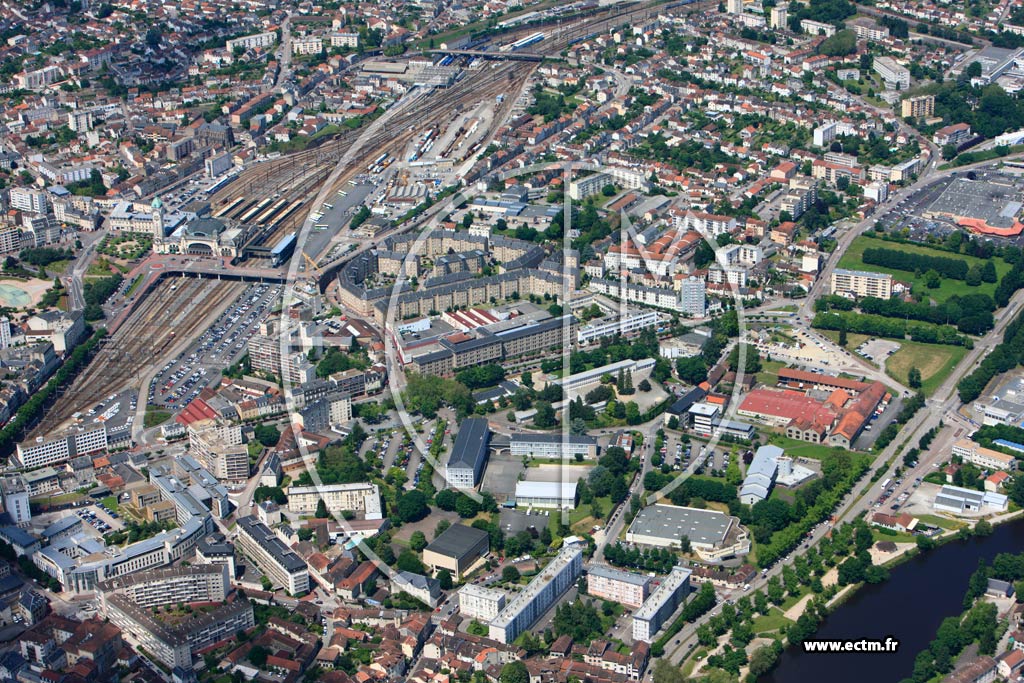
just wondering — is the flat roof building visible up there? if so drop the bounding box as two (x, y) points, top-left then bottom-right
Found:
(285, 482), (382, 519)
(514, 481), (578, 509)
(489, 546), (583, 644)
(445, 417), (491, 488)
(235, 516), (309, 595)
(626, 504), (750, 562)
(830, 269), (893, 299)
(423, 523), (490, 579)
(458, 583), (507, 621)
(587, 564), (652, 609)
(509, 433), (598, 460)
(632, 566), (693, 642)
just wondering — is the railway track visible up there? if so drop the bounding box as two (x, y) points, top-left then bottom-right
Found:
(33, 277), (246, 433)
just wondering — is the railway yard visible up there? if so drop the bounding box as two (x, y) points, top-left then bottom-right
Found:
(148, 283), (283, 409)
(205, 0), (685, 268)
(33, 277), (247, 434)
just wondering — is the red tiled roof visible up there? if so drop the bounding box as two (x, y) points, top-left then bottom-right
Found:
(739, 388), (836, 424)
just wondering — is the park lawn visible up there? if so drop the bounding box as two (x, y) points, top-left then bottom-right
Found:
(570, 496), (612, 533)
(837, 236), (1012, 303)
(102, 495), (120, 512)
(144, 408), (172, 428)
(766, 433), (847, 460)
(751, 608), (793, 634)
(871, 528), (916, 543)
(756, 359), (787, 387)
(44, 259), (72, 275)
(884, 340), (967, 396)
(768, 304), (798, 312)
(915, 513), (969, 530)
(819, 329), (871, 351)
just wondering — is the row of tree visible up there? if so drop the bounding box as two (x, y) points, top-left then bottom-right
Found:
(861, 246), (979, 281)
(957, 309), (1024, 403)
(817, 292), (996, 335)
(814, 310), (971, 346)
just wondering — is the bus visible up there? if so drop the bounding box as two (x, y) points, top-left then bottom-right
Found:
(880, 478), (891, 491)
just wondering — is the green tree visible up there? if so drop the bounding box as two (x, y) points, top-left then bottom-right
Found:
(500, 661), (530, 683)
(908, 367), (922, 389)
(410, 531), (428, 551)
(397, 549), (426, 574)
(396, 490), (429, 523)
(437, 569), (453, 590)
(502, 565), (521, 583)
(534, 401), (557, 428)
(314, 498), (329, 519)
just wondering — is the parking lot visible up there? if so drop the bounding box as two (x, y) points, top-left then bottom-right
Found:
(851, 394), (903, 450)
(76, 388), (137, 439)
(75, 501), (125, 535)
(857, 338), (901, 365)
(148, 283), (281, 408)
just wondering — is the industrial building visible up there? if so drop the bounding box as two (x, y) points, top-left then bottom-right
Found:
(632, 566), (693, 643)
(445, 417), (491, 488)
(739, 445), (782, 505)
(934, 485), (1008, 514)
(626, 504), (750, 562)
(514, 481), (578, 509)
(423, 523), (490, 579)
(489, 545), (583, 644)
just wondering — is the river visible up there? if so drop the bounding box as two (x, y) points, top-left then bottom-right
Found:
(763, 519), (1024, 683)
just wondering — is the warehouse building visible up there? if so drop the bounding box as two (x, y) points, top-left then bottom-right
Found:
(632, 566), (693, 643)
(514, 481), (578, 509)
(445, 417), (491, 488)
(933, 485), (1008, 514)
(489, 546), (583, 644)
(423, 523), (490, 579)
(626, 504), (750, 562)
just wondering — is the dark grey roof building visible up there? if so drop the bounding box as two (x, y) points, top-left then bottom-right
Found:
(423, 524), (490, 579)
(445, 417), (491, 488)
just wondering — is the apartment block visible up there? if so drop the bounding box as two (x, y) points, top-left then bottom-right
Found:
(901, 95), (935, 119)
(587, 565), (652, 609)
(458, 584), (507, 621)
(235, 516), (309, 595)
(285, 482), (382, 519)
(632, 567), (693, 642)
(830, 269), (893, 299)
(489, 546), (583, 644)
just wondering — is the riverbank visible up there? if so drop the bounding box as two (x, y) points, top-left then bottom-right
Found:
(683, 510), (1024, 682)
(761, 511), (1024, 683)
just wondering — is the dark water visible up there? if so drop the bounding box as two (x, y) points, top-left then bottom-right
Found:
(763, 519), (1024, 683)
